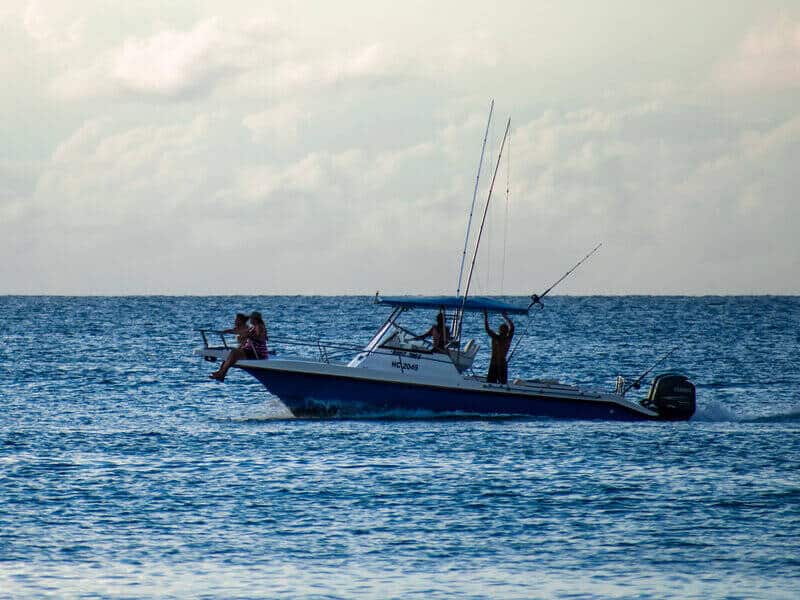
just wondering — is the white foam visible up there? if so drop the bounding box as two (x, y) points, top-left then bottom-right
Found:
(690, 401), (738, 422)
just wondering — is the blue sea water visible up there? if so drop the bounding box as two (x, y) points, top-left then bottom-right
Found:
(1, 295), (798, 598)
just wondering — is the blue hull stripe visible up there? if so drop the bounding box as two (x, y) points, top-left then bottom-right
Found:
(242, 366), (653, 421)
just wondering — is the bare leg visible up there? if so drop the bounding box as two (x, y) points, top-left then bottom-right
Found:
(211, 348), (246, 381)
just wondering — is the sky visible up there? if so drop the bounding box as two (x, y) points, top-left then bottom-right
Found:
(1, 1), (799, 295)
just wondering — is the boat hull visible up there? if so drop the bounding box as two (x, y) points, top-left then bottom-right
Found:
(238, 360), (664, 421)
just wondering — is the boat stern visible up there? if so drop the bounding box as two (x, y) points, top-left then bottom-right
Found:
(640, 373), (696, 420)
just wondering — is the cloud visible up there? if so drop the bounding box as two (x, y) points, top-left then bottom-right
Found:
(717, 17), (800, 92)
(4, 112), (442, 292)
(313, 43), (397, 86)
(504, 102), (800, 294)
(231, 140), (438, 207)
(24, 115), (219, 254)
(5, 92), (800, 294)
(0, 160), (38, 238)
(50, 15), (405, 103)
(22, 0), (85, 53)
(227, 41), (406, 101)
(110, 19), (227, 98)
(0, 158), (39, 200)
(741, 112), (800, 158)
(0, 114), (244, 292)
(52, 18), (239, 100)
(243, 103), (305, 144)
(5, 4), (800, 293)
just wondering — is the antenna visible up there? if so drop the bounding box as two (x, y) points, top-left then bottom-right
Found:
(501, 126), (510, 294)
(453, 100), (494, 336)
(457, 117), (511, 337)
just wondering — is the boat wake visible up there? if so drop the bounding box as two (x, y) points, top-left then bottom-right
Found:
(223, 414), (292, 423)
(223, 400), (799, 424)
(742, 408), (800, 424)
(229, 405), (553, 422)
(691, 402), (738, 422)
(217, 405), (294, 422)
(692, 402), (800, 424)
(306, 406), (549, 421)
(315, 409), (540, 421)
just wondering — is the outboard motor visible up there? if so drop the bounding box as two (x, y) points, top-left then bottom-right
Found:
(641, 373), (696, 420)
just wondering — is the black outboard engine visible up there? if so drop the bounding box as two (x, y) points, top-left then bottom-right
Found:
(641, 373), (696, 420)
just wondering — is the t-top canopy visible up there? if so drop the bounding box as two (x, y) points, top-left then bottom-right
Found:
(377, 295), (529, 315)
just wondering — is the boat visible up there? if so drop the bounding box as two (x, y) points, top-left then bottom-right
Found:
(197, 104), (696, 421)
(196, 295), (696, 421)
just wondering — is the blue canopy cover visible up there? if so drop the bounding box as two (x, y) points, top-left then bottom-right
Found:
(377, 296), (529, 315)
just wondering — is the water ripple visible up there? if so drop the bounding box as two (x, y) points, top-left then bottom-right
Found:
(0, 296), (798, 597)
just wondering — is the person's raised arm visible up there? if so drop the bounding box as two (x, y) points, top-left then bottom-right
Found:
(484, 310), (497, 339)
(502, 311), (515, 336)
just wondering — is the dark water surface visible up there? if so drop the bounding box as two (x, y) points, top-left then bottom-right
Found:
(1, 296), (799, 598)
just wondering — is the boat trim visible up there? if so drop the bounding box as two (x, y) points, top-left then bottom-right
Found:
(233, 358), (660, 418)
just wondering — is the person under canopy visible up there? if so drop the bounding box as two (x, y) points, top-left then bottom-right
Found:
(413, 309), (451, 353)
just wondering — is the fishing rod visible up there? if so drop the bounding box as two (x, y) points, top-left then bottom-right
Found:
(506, 243), (602, 362)
(527, 242), (602, 309)
(457, 116), (512, 337)
(622, 345), (680, 395)
(453, 101), (495, 340)
(455, 100), (494, 308)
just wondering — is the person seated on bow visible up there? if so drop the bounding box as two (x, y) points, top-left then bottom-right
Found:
(222, 313), (250, 348)
(211, 311), (269, 381)
(413, 310), (450, 353)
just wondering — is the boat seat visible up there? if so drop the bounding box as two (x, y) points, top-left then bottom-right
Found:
(462, 338), (479, 356)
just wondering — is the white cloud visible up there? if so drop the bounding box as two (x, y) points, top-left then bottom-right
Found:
(110, 19), (226, 98)
(50, 15), (405, 103)
(34, 115), (217, 232)
(22, 0), (85, 52)
(52, 19), (238, 100)
(504, 102), (800, 294)
(741, 113), (800, 158)
(0, 3), (19, 25)
(243, 103), (304, 144)
(8, 94), (799, 294)
(232, 140), (439, 207)
(0, 158), (38, 200)
(0, 160), (38, 238)
(4, 3), (800, 293)
(717, 17), (800, 92)
(228, 42), (405, 101)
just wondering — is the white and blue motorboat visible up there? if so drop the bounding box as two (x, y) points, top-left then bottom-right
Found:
(198, 105), (695, 421)
(197, 296), (696, 421)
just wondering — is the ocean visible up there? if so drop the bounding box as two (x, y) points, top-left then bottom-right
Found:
(1, 295), (798, 598)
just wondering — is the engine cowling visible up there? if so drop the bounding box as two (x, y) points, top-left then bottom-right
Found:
(642, 373), (696, 420)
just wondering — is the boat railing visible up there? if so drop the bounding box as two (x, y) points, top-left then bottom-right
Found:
(198, 329), (469, 366)
(269, 336), (402, 364)
(198, 329), (365, 363)
(198, 329), (235, 350)
(264, 335), (463, 366)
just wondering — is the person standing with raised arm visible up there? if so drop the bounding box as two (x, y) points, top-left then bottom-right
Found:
(484, 310), (514, 384)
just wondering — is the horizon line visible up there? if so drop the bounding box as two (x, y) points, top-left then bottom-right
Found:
(2, 292), (799, 298)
